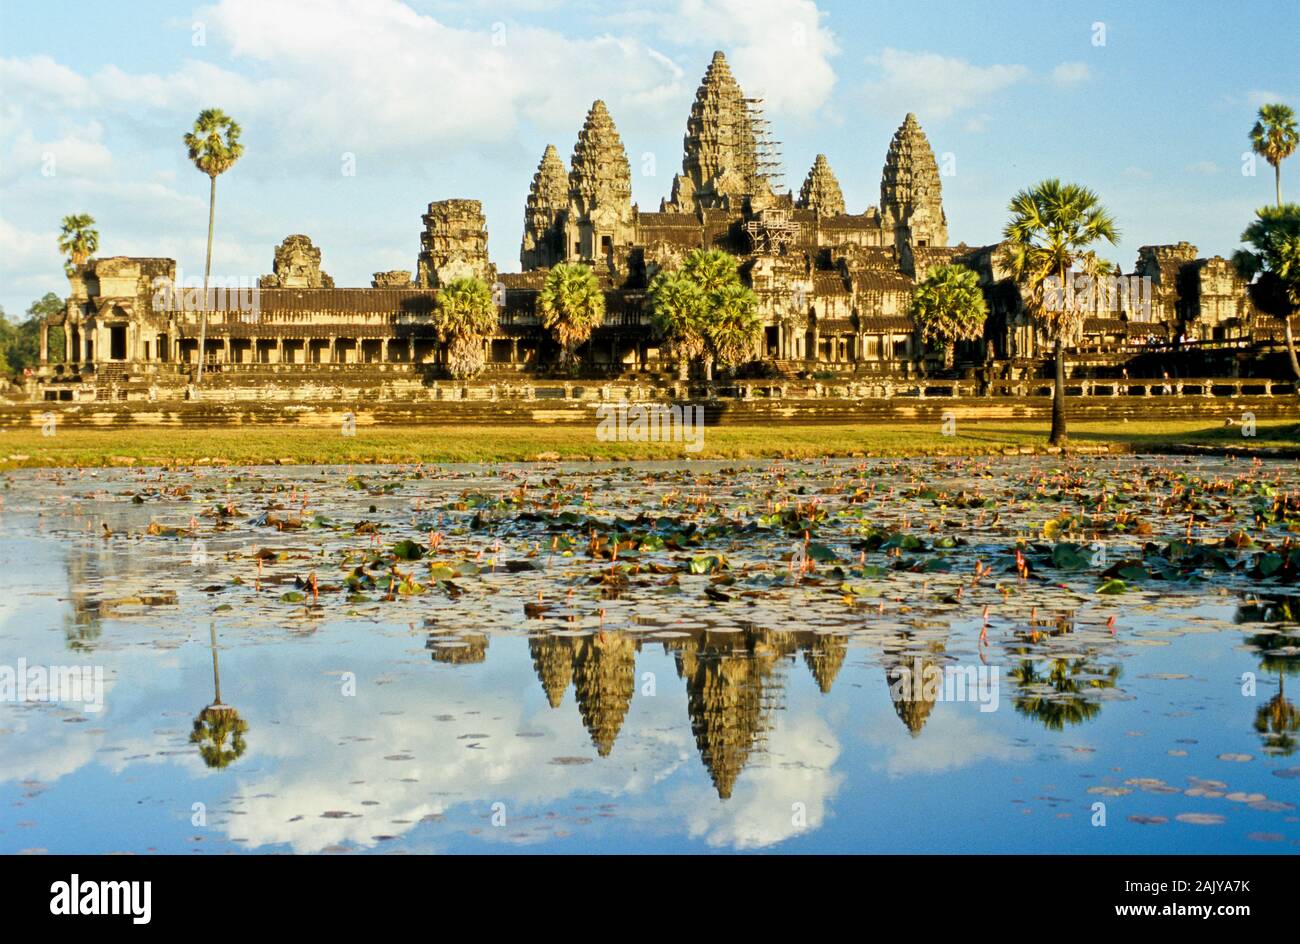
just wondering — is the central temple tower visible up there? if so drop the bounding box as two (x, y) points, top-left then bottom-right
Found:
(665, 51), (772, 213)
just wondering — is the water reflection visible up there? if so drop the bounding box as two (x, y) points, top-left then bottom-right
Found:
(5, 458), (1300, 853)
(1237, 593), (1300, 757)
(190, 624), (250, 769)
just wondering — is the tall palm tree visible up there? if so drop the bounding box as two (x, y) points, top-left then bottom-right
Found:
(1233, 203), (1300, 378)
(1250, 103), (1299, 207)
(57, 214), (98, 274)
(184, 109), (244, 382)
(431, 277), (497, 378)
(910, 263), (989, 369)
(1002, 179), (1119, 445)
(647, 270), (706, 379)
(538, 262), (605, 369)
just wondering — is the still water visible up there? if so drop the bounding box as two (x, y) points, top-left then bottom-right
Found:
(1, 457), (1296, 853)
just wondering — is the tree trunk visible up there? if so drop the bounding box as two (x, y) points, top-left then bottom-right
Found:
(209, 623), (222, 705)
(1284, 315), (1300, 381)
(1050, 336), (1068, 445)
(197, 174), (216, 384)
(1276, 163), (1282, 207)
(944, 341), (955, 370)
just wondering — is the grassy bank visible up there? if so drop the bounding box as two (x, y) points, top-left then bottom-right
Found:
(0, 419), (1296, 468)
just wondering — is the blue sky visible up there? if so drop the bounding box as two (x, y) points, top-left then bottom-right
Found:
(1, 0), (1296, 318)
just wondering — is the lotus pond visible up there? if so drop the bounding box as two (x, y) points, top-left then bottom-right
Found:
(1, 455), (1298, 854)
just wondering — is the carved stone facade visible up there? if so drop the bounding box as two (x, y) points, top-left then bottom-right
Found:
(665, 50), (771, 213)
(880, 113), (948, 253)
(520, 144), (569, 270)
(416, 199), (495, 288)
(797, 154), (846, 217)
(564, 100), (635, 269)
(38, 49), (1283, 395)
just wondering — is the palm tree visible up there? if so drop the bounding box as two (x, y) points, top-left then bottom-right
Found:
(431, 277), (497, 378)
(647, 270), (707, 380)
(190, 624), (249, 769)
(538, 262), (605, 369)
(1233, 204), (1300, 379)
(184, 109), (244, 382)
(57, 214), (98, 274)
(1001, 179), (1119, 445)
(704, 280), (761, 373)
(1250, 103), (1298, 207)
(652, 249), (762, 380)
(910, 263), (989, 369)
(681, 248), (738, 295)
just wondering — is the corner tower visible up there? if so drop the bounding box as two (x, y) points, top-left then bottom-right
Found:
(520, 144), (568, 270)
(880, 113), (948, 251)
(565, 100), (634, 267)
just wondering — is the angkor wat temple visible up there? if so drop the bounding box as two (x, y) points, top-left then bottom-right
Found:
(32, 51), (1292, 403)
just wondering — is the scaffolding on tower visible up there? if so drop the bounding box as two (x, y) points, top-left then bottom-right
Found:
(745, 97), (784, 193)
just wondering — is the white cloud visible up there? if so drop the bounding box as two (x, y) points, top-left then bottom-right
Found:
(1186, 160), (1220, 175)
(862, 49), (1028, 121)
(629, 0), (840, 115)
(1050, 61), (1091, 86)
(2, 122), (113, 182)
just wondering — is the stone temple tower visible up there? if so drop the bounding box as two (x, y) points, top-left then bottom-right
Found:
(565, 100), (635, 268)
(796, 154), (846, 217)
(880, 113), (948, 253)
(416, 199), (496, 288)
(667, 50), (771, 213)
(520, 144), (569, 270)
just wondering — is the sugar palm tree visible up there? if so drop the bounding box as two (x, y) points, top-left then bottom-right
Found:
(190, 624), (249, 769)
(647, 270), (707, 379)
(184, 109), (244, 382)
(538, 262), (605, 368)
(1002, 179), (1119, 445)
(703, 280), (761, 373)
(1250, 103), (1298, 207)
(1233, 203), (1300, 378)
(57, 214), (98, 274)
(431, 277), (497, 378)
(658, 248), (762, 379)
(910, 263), (989, 369)
(681, 248), (738, 295)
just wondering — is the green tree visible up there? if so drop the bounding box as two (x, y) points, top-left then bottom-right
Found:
(539, 262), (605, 368)
(1233, 203), (1300, 379)
(184, 108), (244, 382)
(649, 249), (761, 379)
(57, 214), (98, 274)
(1250, 103), (1298, 207)
(431, 277), (497, 378)
(1002, 179), (1119, 445)
(647, 270), (706, 379)
(910, 263), (989, 369)
(705, 280), (761, 372)
(0, 295), (65, 376)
